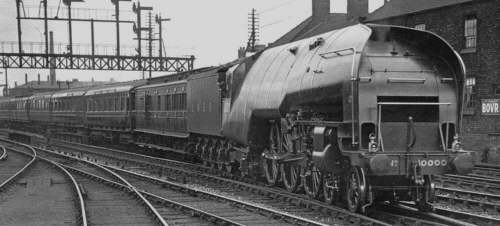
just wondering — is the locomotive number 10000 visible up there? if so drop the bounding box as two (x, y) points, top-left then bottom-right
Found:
(417, 159), (448, 167)
(389, 159), (448, 167)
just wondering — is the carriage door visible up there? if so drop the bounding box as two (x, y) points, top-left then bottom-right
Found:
(145, 91), (152, 121)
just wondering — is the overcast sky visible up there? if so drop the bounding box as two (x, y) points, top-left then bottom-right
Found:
(0, 0), (384, 94)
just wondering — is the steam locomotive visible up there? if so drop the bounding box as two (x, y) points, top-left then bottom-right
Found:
(0, 24), (474, 213)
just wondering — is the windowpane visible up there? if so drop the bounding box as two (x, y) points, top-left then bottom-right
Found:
(465, 77), (476, 110)
(158, 95), (162, 111)
(464, 16), (477, 48)
(414, 24), (426, 31)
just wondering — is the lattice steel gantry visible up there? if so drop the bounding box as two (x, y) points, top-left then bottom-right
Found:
(5, 0), (195, 73)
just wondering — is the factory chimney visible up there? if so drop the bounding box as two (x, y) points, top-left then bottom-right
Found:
(37, 74), (41, 85)
(25, 73), (28, 84)
(49, 31), (56, 85)
(312, 0), (369, 22)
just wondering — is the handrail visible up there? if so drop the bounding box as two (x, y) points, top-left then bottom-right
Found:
(378, 102), (452, 105)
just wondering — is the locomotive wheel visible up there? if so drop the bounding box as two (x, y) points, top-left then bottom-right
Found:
(216, 145), (225, 171)
(263, 155), (280, 186)
(225, 162), (233, 174)
(281, 162), (300, 192)
(346, 166), (367, 213)
(323, 172), (337, 204)
(225, 149), (234, 174)
(302, 165), (323, 199)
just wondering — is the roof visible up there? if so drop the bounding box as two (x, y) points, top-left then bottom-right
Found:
(30, 92), (54, 99)
(136, 80), (187, 90)
(85, 85), (135, 96)
(52, 90), (87, 98)
(272, 14), (359, 47)
(366, 0), (475, 21)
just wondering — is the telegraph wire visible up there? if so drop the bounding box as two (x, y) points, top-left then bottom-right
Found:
(260, 0), (300, 14)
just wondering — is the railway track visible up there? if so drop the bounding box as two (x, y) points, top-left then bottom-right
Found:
(0, 146), (33, 185)
(0, 144), (86, 225)
(43, 139), (479, 226)
(49, 141), (383, 225)
(472, 164), (500, 179)
(44, 145), (327, 225)
(3, 138), (361, 226)
(432, 174), (500, 225)
(0, 139), (165, 226)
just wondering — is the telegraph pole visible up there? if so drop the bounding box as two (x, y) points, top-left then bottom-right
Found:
(246, 8), (259, 53)
(16, 0), (22, 54)
(43, 0), (49, 62)
(148, 12), (153, 78)
(132, 1), (153, 76)
(156, 15), (171, 58)
(111, 0), (132, 58)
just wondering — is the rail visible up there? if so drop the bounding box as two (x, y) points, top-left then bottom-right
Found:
(0, 138), (88, 226)
(0, 146), (7, 160)
(0, 140), (37, 191)
(52, 140), (389, 226)
(37, 156), (88, 226)
(107, 165), (332, 226)
(34, 146), (168, 226)
(89, 161), (169, 226)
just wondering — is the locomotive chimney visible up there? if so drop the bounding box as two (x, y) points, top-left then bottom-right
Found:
(312, 0), (330, 22)
(348, 0), (369, 21)
(312, 0), (369, 22)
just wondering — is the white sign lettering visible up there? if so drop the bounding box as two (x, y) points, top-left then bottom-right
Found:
(482, 99), (500, 115)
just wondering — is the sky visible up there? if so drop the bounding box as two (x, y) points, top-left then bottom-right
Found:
(0, 0), (384, 95)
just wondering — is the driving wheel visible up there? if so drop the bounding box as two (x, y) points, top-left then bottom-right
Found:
(281, 162), (300, 192)
(346, 166), (367, 213)
(302, 165), (323, 199)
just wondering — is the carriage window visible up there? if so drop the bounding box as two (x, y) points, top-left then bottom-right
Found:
(166, 95), (172, 111)
(174, 94), (181, 110)
(145, 95), (152, 111)
(181, 93), (187, 110)
(157, 95), (162, 111)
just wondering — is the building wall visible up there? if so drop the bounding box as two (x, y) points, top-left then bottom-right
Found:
(369, 0), (500, 152)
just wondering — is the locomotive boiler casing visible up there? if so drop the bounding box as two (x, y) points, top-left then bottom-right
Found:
(223, 25), (370, 146)
(222, 24), (474, 178)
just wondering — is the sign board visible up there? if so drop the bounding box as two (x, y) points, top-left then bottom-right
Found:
(481, 99), (500, 115)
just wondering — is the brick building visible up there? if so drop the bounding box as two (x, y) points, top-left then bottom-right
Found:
(366, 0), (500, 151)
(275, 0), (500, 151)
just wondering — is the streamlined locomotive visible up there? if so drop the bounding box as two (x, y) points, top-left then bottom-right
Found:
(0, 24), (474, 213)
(221, 23), (473, 212)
